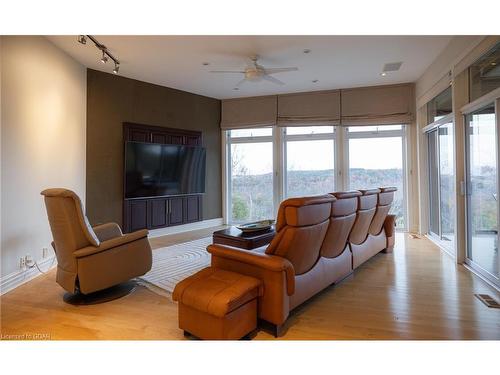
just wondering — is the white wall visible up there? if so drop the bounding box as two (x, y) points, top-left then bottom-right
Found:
(0, 36), (86, 279)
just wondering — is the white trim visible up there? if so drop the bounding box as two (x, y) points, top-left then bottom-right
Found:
(221, 130), (229, 224)
(147, 218), (224, 238)
(0, 257), (57, 296)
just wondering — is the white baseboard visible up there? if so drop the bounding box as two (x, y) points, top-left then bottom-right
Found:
(0, 257), (57, 296)
(147, 218), (224, 238)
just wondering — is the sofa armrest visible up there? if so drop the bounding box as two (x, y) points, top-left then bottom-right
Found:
(207, 244), (295, 295)
(92, 222), (123, 242)
(74, 229), (149, 258)
(384, 214), (396, 237)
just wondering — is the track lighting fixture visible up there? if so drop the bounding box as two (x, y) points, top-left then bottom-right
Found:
(77, 35), (120, 74)
(100, 50), (108, 64)
(77, 35), (87, 45)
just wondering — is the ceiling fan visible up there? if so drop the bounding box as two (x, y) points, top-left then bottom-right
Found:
(209, 55), (298, 86)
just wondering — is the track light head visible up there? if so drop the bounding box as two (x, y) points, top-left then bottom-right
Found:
(78, 35), (87, 45)
(101, 51), (108, 64)
(113, 63), (120, 74)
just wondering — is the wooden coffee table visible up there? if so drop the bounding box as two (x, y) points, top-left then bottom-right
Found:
(212, 226), (276, 250)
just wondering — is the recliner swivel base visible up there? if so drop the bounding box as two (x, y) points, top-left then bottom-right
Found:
(62, 280), (137, 305)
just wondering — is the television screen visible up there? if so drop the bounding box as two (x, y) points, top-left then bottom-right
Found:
(125, 142), (206, 198)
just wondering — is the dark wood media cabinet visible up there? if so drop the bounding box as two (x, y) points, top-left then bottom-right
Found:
(123, 122), (203, 233)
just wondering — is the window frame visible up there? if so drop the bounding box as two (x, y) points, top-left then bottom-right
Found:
(343, 125), (409, 230)
(223, 125), (410, 230)
(225, 128), (276, 224)
(282, 126), (337, 199)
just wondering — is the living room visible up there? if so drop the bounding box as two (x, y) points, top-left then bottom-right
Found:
(1, 1), (499, 373)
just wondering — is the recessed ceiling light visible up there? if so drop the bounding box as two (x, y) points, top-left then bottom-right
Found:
(303, 49), (311, 54)
(202, 62), (210, 66)
(380, 72), (387, 77)
(233, 87), (239, 90)
(312, 79), (319, 83)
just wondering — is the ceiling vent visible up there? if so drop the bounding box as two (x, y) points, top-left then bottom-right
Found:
(383, 62), (403, 72)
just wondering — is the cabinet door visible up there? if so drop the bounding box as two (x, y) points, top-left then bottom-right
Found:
(169, 197), (184, 225)
(129, 200), (148, 231)
(149, 199), (168, 228)
(185, 195), (201, 223)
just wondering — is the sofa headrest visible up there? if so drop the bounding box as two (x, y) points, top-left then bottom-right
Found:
(378, 186), (397, 206)
(275, 195), (335, 231)
(331, 191), (362, 199)
(359, 188), (381, 195)
(330, 191), (358, 217)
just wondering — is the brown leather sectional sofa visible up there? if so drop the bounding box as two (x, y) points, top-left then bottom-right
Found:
(208, 187), (396, 334)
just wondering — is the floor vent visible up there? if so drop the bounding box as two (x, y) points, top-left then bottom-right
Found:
(475, 294), (500, 308)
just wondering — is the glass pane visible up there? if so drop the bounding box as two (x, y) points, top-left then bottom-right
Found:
(348, 125), (402, 132)
(349, 137), (404, 228)
(230, 127), (272, 138)
(469, 42), (500, 102)
(286, 139), (334, 198)
(230, 142), (274, 223)
(286, 126), (334, 135)
(439, 123), (455, 246)
(427, 86), (452, 124)
(428, 130), (440, 236)
(466, 104), (498, 276)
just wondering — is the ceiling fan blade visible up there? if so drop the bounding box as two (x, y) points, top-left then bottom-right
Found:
(262, 75), (285, 85)
(264, 67), (298, 74)
(236, 78), (247, 87)
(209, 70), (246, 74)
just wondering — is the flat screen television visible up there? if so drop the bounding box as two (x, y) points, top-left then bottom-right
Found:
(125, 142), (206, 199)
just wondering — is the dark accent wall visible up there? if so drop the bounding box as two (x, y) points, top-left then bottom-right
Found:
(86, 69), (221, 227)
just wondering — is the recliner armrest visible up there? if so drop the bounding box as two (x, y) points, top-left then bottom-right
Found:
(92, 222), (123, 242)
(74, 229), (149, 258)
(207, 244), (295, 295)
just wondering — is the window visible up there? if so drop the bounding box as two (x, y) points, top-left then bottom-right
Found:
(469, 42), (500, 102)
(427, 86), (452, 124)
(285, 126), (335, 198)
(227, 128), (274, 223)
(346, 125), (407, 229)
(225, 125), (409, 229)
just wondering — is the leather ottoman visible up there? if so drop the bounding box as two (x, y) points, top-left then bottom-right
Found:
(172, 267), (263, 340)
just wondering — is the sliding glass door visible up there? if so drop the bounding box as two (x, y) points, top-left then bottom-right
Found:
(465, 102), (499, 285)
(426, 116), (456, 252)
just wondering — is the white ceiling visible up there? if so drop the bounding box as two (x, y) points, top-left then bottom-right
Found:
(48, 35), (452, 99)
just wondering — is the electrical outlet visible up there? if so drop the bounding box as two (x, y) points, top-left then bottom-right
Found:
(20, 256), (26, 270)
(42, 247), (49, 259)
(25, 254), (34, 268)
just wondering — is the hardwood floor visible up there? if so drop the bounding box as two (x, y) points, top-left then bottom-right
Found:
(1, 229), (499, 340)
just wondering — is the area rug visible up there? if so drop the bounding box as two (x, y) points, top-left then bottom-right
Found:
(138, 237), (212, 297)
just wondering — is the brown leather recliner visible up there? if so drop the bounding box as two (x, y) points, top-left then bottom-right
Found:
(41, 188), (152, 296)
(208, 188), (397, 333)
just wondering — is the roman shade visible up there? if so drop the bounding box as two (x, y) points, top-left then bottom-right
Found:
(277, 90), (341, 126)
(221, 95), (277, 130)
(341, 83), (414, 126)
